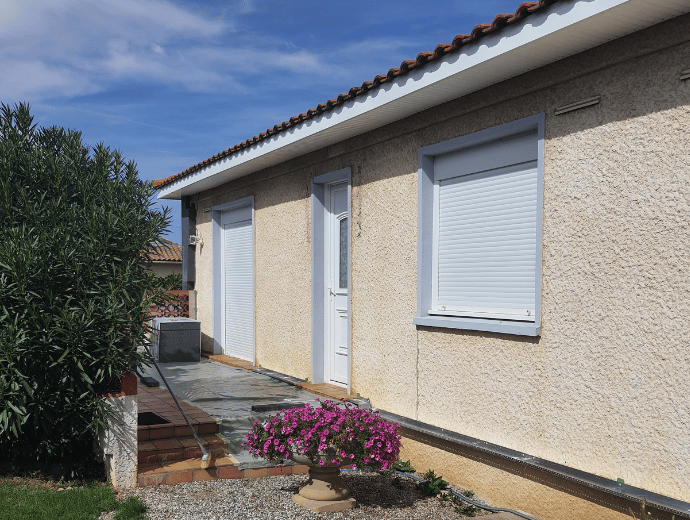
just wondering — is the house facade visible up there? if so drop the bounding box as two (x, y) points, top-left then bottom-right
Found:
(148, 238), (182, 279)
(156, 1), (690, 518)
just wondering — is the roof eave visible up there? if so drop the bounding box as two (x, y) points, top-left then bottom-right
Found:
(158, 0), (690, 201)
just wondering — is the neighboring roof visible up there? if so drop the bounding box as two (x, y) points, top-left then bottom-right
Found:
(148, 238), (182, 263)
(156, 0), (690, 199)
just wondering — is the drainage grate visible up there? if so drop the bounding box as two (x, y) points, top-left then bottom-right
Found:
(138, 412), (171, 426)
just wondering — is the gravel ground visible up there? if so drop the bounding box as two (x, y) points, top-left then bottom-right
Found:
(120, 471), (494, 520)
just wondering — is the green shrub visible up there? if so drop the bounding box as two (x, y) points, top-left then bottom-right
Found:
(151, 273), (182, 291)
(0, 103), (172, 464)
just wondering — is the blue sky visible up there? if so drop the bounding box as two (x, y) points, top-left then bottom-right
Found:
(1, 0), (522, 241)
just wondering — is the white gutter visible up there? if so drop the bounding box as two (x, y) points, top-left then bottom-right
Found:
(159, 0), (690, 200)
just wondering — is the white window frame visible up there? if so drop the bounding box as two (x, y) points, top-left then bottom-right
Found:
(414, 114), (544, 336)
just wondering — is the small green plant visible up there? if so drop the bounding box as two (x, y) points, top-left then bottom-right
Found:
(419, 469), (448, 496)
(454, 502), (479, 516)
(392, 459), (415, 473)
(462, 489), (474, 497)
(437, 492), (450, 502)
(448, 495), (479, 516)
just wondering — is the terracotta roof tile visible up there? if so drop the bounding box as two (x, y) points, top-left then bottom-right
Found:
(148, 238), (182, 263)
(154, 0), (560, 190)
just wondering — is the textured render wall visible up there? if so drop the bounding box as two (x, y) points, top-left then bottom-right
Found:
(194, 211), (214, 354)
(414, 41), (690, 503)
(98, 396), (138, 490)
(194, 167), (317, 378)
(349, 141), (420, 418)
(252, 170), (312, 377)
(398, 436), (645, 520)
(150, 262), (181, 279)
(188, 14), (690, 508)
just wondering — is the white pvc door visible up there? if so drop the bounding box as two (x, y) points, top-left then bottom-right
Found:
(326, 182), (349, 386)
(222, 205), (254, 362)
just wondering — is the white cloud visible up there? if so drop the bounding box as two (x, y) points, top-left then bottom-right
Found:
(0, 0), (416, 104)
(0, 0), (226, 39)
(0, 60), (98, 100)
(0, 0), (232, 100)
(181, 47), (324, 76)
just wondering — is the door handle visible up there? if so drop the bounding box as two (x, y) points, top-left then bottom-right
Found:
(328, 288), (336, 297)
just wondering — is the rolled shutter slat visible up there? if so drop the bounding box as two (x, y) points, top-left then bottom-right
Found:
(436, 159), (538, 321)
(224, 217), (255, 361)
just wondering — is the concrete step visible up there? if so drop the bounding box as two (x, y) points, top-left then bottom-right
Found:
(137, 382), (220, 442)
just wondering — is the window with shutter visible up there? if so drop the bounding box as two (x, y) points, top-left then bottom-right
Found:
(415, 114), (544, 336)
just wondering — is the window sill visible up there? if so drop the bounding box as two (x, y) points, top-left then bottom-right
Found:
(413, 315), (540, 336)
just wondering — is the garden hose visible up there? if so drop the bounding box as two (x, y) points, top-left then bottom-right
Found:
(392, 470), (535, 520)
(339, 468), (534, 519)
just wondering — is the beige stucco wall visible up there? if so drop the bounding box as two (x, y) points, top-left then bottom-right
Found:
(411, 35), (690, 503)
(188, 14), (690, 511)
(150, 261), (181, 279)
(399, 435), (653, 520)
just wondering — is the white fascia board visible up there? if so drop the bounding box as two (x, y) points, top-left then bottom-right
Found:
(159, 0), (690, 200)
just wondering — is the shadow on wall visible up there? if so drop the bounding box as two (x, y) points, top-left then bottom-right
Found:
(418, 325), (541, 345)
(201, 332), (215, 355)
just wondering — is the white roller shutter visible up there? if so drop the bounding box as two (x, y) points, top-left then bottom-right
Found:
(223, 208), (254, 361)
(434, 155), (538, 322)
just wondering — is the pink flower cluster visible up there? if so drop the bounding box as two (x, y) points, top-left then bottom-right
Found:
(244, 400), (401, 470)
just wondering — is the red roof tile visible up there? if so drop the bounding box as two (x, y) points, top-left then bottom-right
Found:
(148, 238), (182, 263)
(154, 0), (558, 190)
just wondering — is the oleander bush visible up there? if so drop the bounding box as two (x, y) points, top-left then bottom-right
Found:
(0, 103), (173, 466)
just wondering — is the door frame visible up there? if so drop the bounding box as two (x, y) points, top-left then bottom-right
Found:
(311, 168), (351, 392)
(211, 196), (255, 362)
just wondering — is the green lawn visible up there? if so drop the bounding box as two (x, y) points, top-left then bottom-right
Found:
(0, 479), (147, 520)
